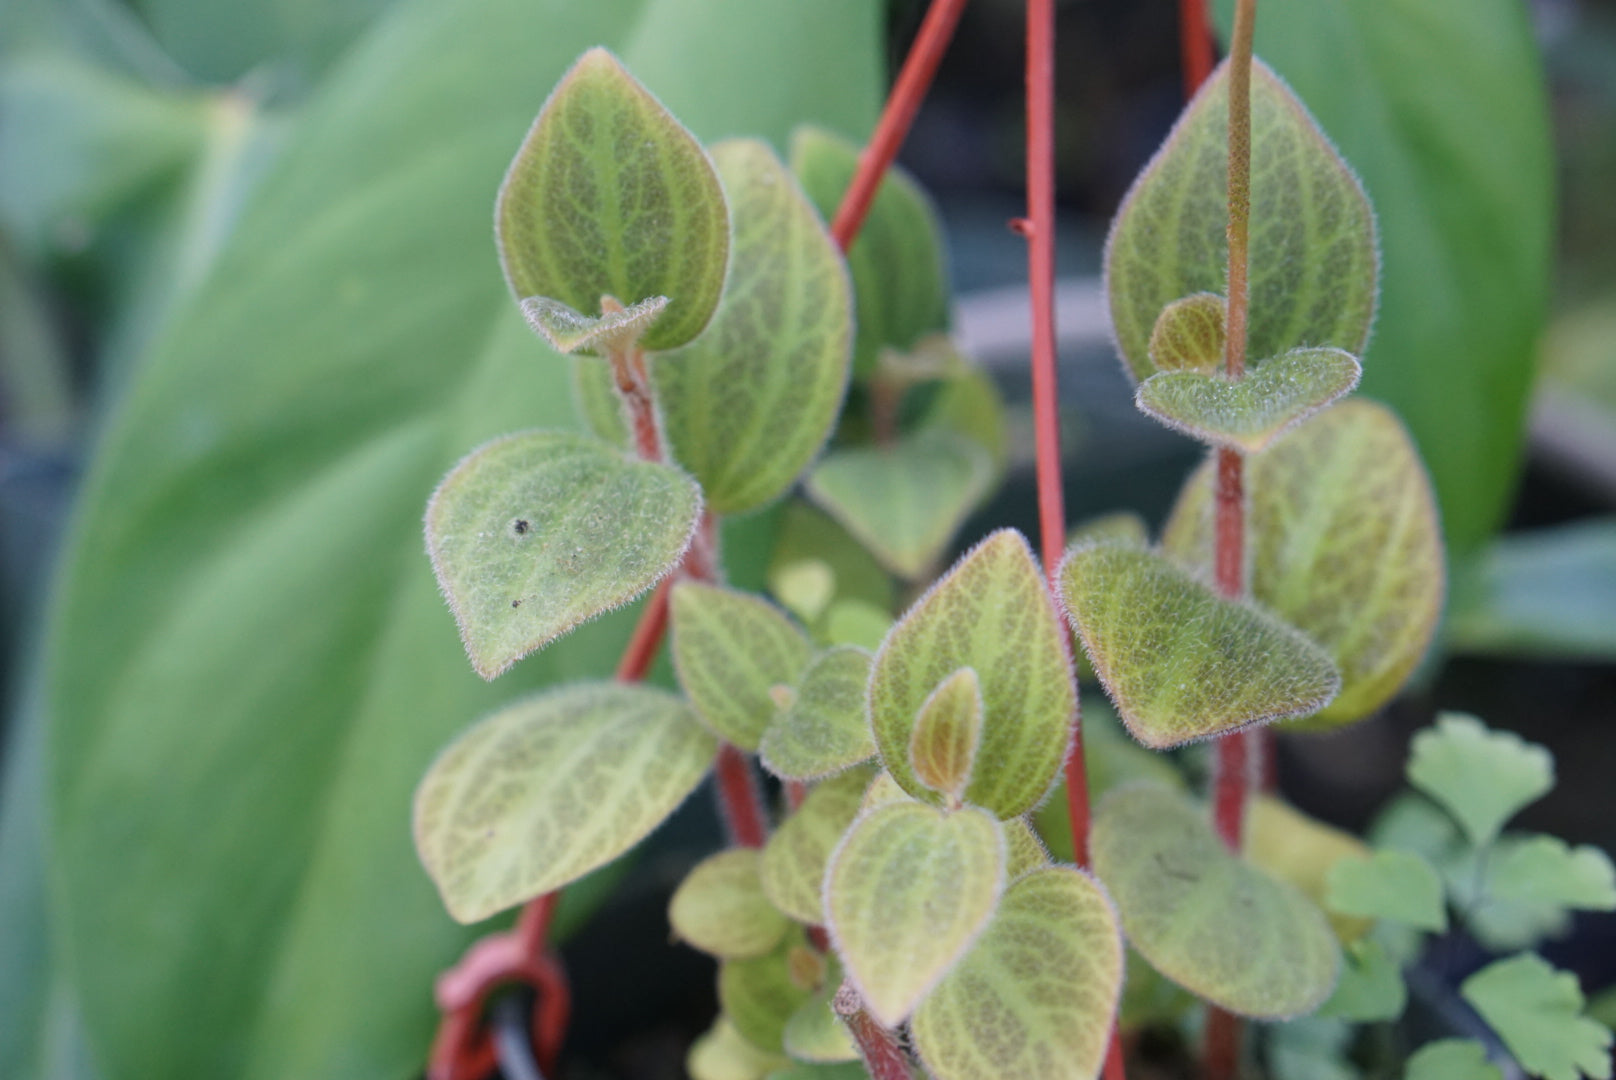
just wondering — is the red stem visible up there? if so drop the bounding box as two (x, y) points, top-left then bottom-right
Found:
(842, 1004), (914, 1080)
(1104, 1027), (1129, 1080)
(1177, 0), (1216, 98)
(829, 0), (972, 250)
(615, 578), (672, 682)
(714, 743), (769, 849)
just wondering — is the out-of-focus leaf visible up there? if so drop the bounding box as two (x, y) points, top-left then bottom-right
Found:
(1245, 795), (1373, 943)
(1148, 292), (1225, 373)
(1060, 543), (1340, 747)
(39, 2), (881, 1078)
(1104, 60), (1376, 384)
(688, 1017), (790, 1080)
(125, 0), (391, 88)
(1318, 939), (1406, 1023)
(759, 766), (873, 926)
(1326, 850), (1447, 932)
(1406, 713), (1553, 847)
(782, 959), (858, 1064)
(670, 849), (792, 961)
(671, 582), (813, 751)
(767, 501), (894, 618)
(824, 799), (1005, 1027)
(1405, 1040), (1502, 1080)
(1091, 784), (1340, 1019)
(719, 932), (816, 1053)
(759, 647), (875, 782)
(1162, 400), (1444, 728)
(1217, 0), (1555, 555)
(910, 868), (1124, 1080)
(1484, 836), (1616, 913)
(413, 683), (717, 923)
(1462, 954), (1614, 1080)
(1448, 519), (1616, 660)
(870, 530), (1075, 818)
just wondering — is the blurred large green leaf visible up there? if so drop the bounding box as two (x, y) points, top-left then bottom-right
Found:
(1448, 519), (1616, 659)
(1216, 0), (1554, 556)
(37, 3), (880, 1080)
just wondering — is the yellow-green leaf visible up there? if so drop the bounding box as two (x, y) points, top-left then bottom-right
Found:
(672, 582), (815, 751)
(759, 647), (876, 782)
(1149, 292), (1226, 373)
(790, 126), (949, 376)
(911, 867), (1124, 1080)
(425, 431), (701, 679)
(720, 931), (817, 1053)
(825, 799), (1005, 1026)
(1245, 795), (1372, 943)
(1059, 543), (1340, 748)
(670, 849), (792, 960)
(496, 48), (728, 352)
(1005, 816), (1053, 881)
(688, 1017), (792, 1080)
(413, 683), (717, 923)
(908, 667), (984, 804)
(1105, 58), (1376, 382)
(782, 960), (859, 1064)
(806, 430), (994, 581)
(1091, 784), (1341, 1019)
(760, 767), (873, 925)
(1161, 399), (1444, 727)
(1136, 347), (1361, 453)
(871, 530), (1076, 817)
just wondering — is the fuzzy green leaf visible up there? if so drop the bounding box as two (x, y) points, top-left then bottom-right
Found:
(1486, 836), (1616, 913)
(1136, 347), (1361, 453)
(1406, 1040), (1503, 1080)
(1105, 59), (1376, 383)
(720, 932), (817, 1053)
(790, 126), (948, 376)
(1149, 293), (1226, 373)
(1068, 512), (1150, 550)
(871, 530), (1076, 817)
(759, 647), (876, 782)
(805, 430), (994, 581)
(688, 1017), (791, 1080)
(1327, 850), (1447, 932)
(1091, 784), (1341, 1019)
(519, 294), (669, 355)
(1060, 544), (1340, 748)
(825, 799), (1006, 1027)
(782, 960), (858, 1064)
(496, 48), (728, 352)
(760, 767), (873, 925)
(1005, 817), (1053, 882)
(1407, 713), (1553, 848)
(670, 849), (792, 961)
(1462, 954), (1614, 1080)
(426, 431), (701, 679)
(1162, 399), (1444, 726)
(911, 867), (1124, 1080)
(647, 138), (854, 513)
(908, 667), (985, 803)
(672, 582), (815, 751)
(1318, 939), (1406, 1022)
(413, 683), (717, 923)
(1245, 795), (1373, 943)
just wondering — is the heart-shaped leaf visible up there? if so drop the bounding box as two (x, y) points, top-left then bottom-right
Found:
(908, 667), (984, 804)
(805, 430), (994, 581)
(719, 931), (816, 1053)
(1149, 292), (1226, 373)
(1091, 784), (1341, 1019)
(1105, 59), (1377, 383)
(688, 1017), (791, 1080)
(1059, 544), (1340, 747)
(911, 867), (1125, 1080)
(824, 799), (1006, 1027)
(1162, 399), (1444, 726)
(496, 47), (728, 352)
(413, 683), (717, 923)
(1136, 347), (1361, 453)
(519, 295), (669, 355)
(760, 766), (873, 926)
(426, 430), (701, 679)
(759, 646), (876, 782)
(782, 960), (859, 1064)
(670, 849), (792, 961)
(1005, 817), (1054, 881)
(790, 126), (949, 376)
(652, 138), (853, 514)
(671, 582), (814, 751)
(871, 530), (1076, 818)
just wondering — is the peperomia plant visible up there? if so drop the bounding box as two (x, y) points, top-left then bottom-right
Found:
(407, 6), (1613, 1080)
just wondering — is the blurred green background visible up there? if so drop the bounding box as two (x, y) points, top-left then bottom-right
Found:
(1, 1), (1613, 1078)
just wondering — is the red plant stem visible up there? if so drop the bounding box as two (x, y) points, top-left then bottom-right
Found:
(515, 891), (560, 958)
(615, 577), (672, 682)
(714, 743), (769, 848)
(1104, 1028), (1128, 1080)
(840, 1001), (914, 1080)
(829, 0), (972, 250)
(1177, 0), (1216, 99)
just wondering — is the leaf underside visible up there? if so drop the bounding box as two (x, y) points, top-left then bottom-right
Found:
(1091, 784), (1341, 1019)
(1136, 347), (1361, 453)
(1161, 398), (1443, 727)
(1060, 543), (1340, 747)
(1104, 57), (1377, 383)
(413, 682), (718, 923)
(518, 294), (668, 355)
(426, 430), (701, 679)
